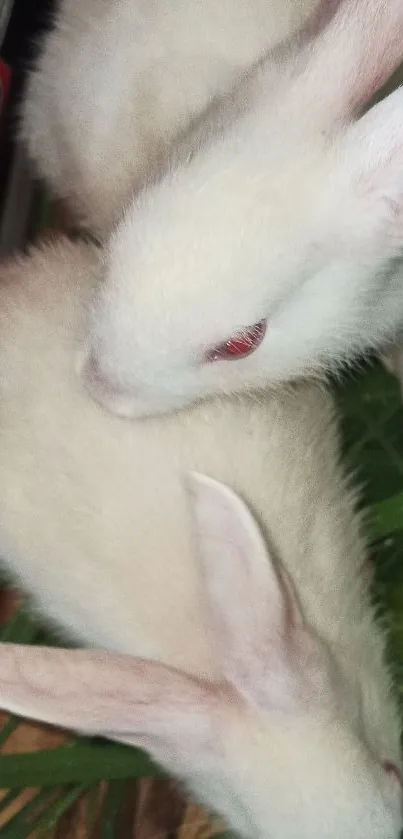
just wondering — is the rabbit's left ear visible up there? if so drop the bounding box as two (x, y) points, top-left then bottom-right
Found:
(0, 642), (224, 765)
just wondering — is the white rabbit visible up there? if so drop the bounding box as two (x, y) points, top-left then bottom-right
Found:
(21, 0), (316, 234)
(66, 0), (403, 421)
(0, 237), (401, 838)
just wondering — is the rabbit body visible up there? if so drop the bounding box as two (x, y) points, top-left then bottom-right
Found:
(0, 238), (400, 776)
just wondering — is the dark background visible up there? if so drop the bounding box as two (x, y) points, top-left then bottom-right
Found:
(0, 0), (55, 219)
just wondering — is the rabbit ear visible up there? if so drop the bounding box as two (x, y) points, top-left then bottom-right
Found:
(0, 643), (225, 765)
(331, 86), (403, 257)
(187, 474), (330, 710)
(292, 0), (403, 122)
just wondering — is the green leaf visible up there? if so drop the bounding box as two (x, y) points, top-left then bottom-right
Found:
(0, 742), (165, 789)
(0, 609), (39, 645)
(34, 783), (89, 834)
(371, 493), (403, 541)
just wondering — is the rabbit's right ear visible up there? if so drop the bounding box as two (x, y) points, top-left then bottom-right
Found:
(187, 473), (334, 711)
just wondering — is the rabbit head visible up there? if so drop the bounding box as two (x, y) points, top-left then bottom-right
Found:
(78, 0), (403, 418)
(0, 475), (401, 839)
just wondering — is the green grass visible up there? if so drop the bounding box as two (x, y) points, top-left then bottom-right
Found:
(1, 358), (403, 836)
(336, 360), (403, 698)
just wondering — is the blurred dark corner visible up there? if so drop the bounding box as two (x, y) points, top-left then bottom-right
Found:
(0, 0), (55, 247)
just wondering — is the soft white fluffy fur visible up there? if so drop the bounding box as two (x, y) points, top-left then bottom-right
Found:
(21, 0), (316, 233)
(0, 238), (401, 838)
(65, 0), (403, 420)
(23, 0), (403, 419)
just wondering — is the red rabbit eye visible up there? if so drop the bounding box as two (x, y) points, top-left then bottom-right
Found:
(205, 319), (267, 363)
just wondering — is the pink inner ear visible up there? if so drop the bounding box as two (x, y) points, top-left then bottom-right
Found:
(205, 319), (267, 363)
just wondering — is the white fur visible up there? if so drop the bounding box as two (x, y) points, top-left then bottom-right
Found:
(21, 0), (316, 233)
(65, 0), (403, 419)
(0, 238), (401, 838)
